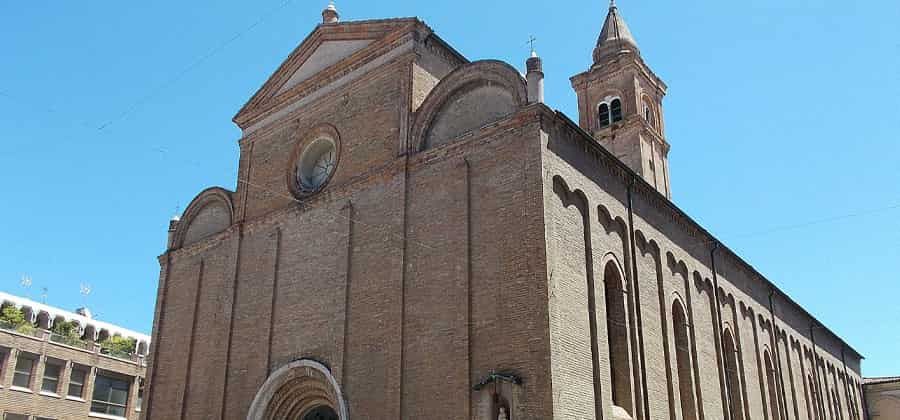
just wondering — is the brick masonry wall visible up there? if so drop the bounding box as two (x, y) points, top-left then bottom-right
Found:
(541, 110), (865, 420)
(146, 29), (556, 419)
(146, 18), (865, 420)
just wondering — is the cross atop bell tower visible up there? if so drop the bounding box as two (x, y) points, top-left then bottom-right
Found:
(571, 2), (672, 198)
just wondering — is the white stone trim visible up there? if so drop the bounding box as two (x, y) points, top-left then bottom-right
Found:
(39, 390), (61, 398)
(0, 291), (150, 344)
(88, 413), (127, 420)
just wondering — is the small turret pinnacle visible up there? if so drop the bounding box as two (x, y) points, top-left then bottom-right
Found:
(322, 1), (339, 24)
(525, 36), (544, 104)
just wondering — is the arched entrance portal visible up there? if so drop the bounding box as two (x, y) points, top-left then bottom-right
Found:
(247, 359), (349, 420)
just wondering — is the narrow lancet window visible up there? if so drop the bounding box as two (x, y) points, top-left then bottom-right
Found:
(765, 351), (782, 420)
(672, 301), (697, 420)
(604, 262), (633, 415)
(723, 329), (744, 420)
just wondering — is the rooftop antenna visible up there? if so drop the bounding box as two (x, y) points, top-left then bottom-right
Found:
(41, 287), (48, 304)
(20, 275), (32, 298)
(79, 282), (92, 309)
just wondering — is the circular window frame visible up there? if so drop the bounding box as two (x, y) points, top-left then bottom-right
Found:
(287, 124), (342, 199)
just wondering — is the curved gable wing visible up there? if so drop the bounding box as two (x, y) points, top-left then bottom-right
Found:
(411, 60), (527, 152)
(173, 187), (235, 249)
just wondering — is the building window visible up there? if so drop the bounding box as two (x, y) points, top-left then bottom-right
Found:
(0, 347), (8, 382)
(12, 353), (36, 389)
(611, 98), (623, 122)
(35, 417), (57, 420)
(136, 377), (145, 411)
(604, 261), (634, 415)
(672, 301), (697, 420)
(808, 374), (821, 420)
(91, 373), (131, 417)
(3, 414), (28, 420)
(68, 366), (87, 398)
(644, 105), (655, 127)
(599, 98), (624, 128)
(642, 96), (657, 129)
(599, 103), (611, 127)
(764, 351), (782, 420)
(41, 361), (63, 394)
(723, 329), (744, 420)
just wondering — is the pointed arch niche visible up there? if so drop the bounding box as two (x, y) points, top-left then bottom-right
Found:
(723, 328), (745, 420)
(603, 259), (635, 417)
(672, 299), (698, 420)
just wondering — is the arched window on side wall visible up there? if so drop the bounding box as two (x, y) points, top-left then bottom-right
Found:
(723, 329), (744, 420)
(604, 261), (633, 416)
(672, 300), (697, 420)
(611, 99), (623, 123)
(642, 97), (655, 129)
(764, 351), (782, 420)
(599, 103), (611, 128)
(808, 374), (821, 420)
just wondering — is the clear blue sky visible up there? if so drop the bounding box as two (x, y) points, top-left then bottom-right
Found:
(1, 0), (897, 376)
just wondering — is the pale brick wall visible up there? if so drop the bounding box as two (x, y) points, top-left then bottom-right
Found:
(541, 110), (864, 420)
(0, 329), (145, 420)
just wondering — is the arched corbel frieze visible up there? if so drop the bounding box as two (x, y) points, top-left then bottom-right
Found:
(597, 204), (629, 239)
(552, 176), (588, 216)
(665, 252), (690, 281)
(693, 271), (712, 295)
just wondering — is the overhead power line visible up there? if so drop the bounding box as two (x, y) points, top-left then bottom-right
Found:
(96, 0), (297, 131)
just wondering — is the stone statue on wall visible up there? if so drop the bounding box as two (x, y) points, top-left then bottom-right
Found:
(498, 407), (509, 420)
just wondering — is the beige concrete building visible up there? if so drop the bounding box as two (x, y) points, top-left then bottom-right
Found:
(145, 3), (866, 420)
(863, 377), (900, 420)
(0, 292), (149, 420)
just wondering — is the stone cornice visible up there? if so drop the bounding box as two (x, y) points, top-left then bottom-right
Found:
(570, 53), (667, 95)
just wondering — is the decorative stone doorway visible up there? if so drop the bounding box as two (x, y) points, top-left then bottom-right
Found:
(246, 359), (349, 420)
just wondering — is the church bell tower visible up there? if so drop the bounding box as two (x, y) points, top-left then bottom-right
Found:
(571, 1), (671, 198)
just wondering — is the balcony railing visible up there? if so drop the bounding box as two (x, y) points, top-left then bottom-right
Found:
(49, 332), (94, 351)
(0, 319), (44, 338)
(0, 324), (146, 365)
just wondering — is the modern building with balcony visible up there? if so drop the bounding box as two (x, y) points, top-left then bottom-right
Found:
(0, 291), (149, 420)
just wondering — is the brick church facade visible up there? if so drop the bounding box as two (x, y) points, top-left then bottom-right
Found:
(144, 3), (865, 419)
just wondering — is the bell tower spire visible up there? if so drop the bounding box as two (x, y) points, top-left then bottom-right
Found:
(571, 2), (672, 198)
